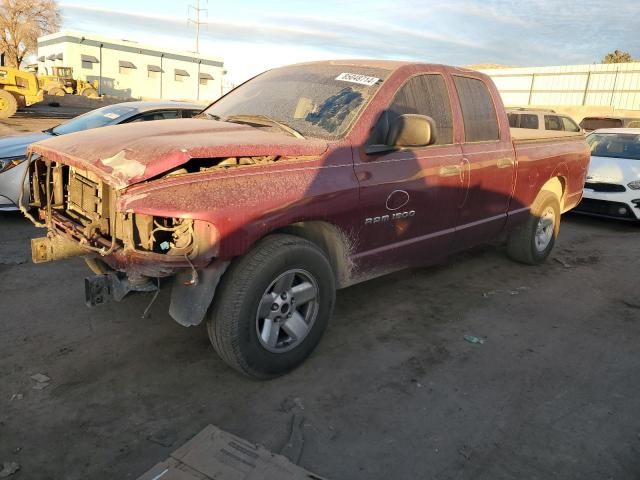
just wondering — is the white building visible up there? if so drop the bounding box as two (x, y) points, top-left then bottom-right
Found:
(479, 62), (640, 110)
(37, 30), (225, 102)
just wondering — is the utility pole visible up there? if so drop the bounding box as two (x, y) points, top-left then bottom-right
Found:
(188, 0), (207, 53)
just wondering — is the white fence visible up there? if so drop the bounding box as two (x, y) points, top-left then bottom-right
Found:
(480, 62), (640, 110)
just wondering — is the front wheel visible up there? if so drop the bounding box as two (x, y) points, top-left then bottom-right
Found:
(80, 87), (98, 98)
(0, 90), (18, 118)
(207, 234), (335, 379)
(507, 190), (560, 265)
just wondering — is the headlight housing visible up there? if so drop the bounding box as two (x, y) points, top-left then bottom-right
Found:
(627, 180), (640, 190)
(0, 156), (26, 174)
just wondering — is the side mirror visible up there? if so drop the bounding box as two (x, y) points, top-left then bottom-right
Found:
(386, 114), (437, 148)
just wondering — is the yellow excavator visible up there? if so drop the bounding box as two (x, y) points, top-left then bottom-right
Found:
(0, 67), (44, 119)
(38, 66), (98, 97)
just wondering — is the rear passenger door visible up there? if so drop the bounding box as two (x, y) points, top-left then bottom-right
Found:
(451, 75), (516, 250)
(354, 72), (465, 271)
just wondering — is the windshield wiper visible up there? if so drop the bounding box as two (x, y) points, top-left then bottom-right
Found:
(224, 114), (305, 139)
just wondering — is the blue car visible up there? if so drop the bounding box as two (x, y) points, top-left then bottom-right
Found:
(0, 101), (202, 211)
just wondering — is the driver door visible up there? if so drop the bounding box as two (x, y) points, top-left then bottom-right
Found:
(353, 72), (466, 273)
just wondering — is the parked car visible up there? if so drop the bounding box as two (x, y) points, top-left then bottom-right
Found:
(24, 60), (589, 378)
(507, 109), (581, 132)
(573, 128), (640, 221)
(0, 101), (202, 211)
(580, 116), (640, 132)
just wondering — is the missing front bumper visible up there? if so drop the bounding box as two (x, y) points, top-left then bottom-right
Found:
(31, 235), (87, 263)
(85, 273), (158, 307)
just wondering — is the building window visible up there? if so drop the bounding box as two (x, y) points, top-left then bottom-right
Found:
(118, 60), (137, 75)
(199, 73), (213, 86)
(175, 69), (190, 82)
(81, 55), (99, 71)
(148, 65), (162, 79)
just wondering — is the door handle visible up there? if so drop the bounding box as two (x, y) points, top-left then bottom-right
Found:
(439, 165), (461, 177)
(497, 157), (515, 169)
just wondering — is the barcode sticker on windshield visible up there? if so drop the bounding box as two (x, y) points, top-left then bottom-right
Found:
(335, 72), (380, 86)
(103, 112), (121, 120)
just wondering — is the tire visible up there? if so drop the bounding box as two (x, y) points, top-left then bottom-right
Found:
(507, 190), (561, 265)
(80, 87), (98, 98)
(207, 234), (335, 379)
(0, 90), (18, 118)
(48, 87), (65, 97)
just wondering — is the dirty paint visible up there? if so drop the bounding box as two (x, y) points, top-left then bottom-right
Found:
(98, 150), (146, 189)
(29, 119), (329, 189)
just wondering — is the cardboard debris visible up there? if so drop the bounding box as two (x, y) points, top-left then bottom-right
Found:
(137, 425), (326, 480)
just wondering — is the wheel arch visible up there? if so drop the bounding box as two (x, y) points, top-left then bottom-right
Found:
(275, 221), (354, 289)
(540, 175), (567, 210)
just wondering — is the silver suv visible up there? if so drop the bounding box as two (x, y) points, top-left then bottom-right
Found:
(507, 109), (581, 133)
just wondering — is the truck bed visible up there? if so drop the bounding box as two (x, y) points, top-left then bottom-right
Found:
(510, 127), (585, 144)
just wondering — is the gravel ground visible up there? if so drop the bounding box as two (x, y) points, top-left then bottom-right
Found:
(0, 115), (639, 480)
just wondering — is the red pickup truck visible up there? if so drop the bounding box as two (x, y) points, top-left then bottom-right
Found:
(25, 60), (589, 378)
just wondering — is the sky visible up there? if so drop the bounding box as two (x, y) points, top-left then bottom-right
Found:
(59, 0), (640, 85)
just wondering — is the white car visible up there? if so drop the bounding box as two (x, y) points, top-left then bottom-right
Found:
(574, 128), (640, 221)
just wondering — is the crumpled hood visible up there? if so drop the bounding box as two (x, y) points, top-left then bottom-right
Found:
(587, 155), (640, 183)
(28, 118), (329, 189)
(0, 131), (52, 159)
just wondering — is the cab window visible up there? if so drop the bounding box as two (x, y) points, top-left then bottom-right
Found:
(453, 76), (499, 142)
(369, 74), (453, 146)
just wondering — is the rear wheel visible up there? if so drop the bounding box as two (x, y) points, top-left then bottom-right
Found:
(0, 90), (18, 118)
(207, 234), (335, 379)
(507, 190), (560, 265)
(48, 87), (65, 97)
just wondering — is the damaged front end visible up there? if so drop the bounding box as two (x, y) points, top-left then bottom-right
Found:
(23, 154), (225, 326)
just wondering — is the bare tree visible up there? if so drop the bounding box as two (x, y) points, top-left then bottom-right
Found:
(0, 0), (60, 68)
(602, 50), (634, 64)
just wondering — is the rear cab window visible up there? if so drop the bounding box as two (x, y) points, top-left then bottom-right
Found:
(580, 117), (624, 130)
(368, 73), (454, 146)
(453, 76), (499, 142)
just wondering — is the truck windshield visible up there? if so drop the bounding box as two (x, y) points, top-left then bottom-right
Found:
(203, 64), (390, 140)
(587, 133), (640, 160)
(51, 105), (136, 136)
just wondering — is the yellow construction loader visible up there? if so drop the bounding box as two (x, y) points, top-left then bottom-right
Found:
(38, 66), (98, 97)
(0, 67), (44, 119)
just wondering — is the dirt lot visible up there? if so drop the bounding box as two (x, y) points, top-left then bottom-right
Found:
(1, 116), (639, 480)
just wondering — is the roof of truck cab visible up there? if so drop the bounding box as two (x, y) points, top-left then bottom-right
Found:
(286, 59), (477, 73)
